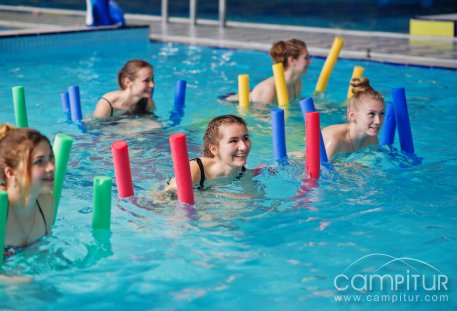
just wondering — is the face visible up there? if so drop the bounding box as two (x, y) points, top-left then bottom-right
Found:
(291, 49), (311, 75)
(29, 140), (55, 194)
(353, 99), (385, 136)
(127, 67), (155, 98)
(211, 124), (251, 167)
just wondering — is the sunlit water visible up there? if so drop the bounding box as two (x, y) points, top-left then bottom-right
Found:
(0, 32), (456, 310)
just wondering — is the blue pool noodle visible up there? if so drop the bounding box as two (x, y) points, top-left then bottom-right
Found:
(381, 101), (396, 146)
(271, 108), (287, 161)
(392, 88), (414, 154)
(299, 97), (328, 163)
(60, 91), (70, 119)
(174, 80), (187, 110)
(68, 86), (83, 122)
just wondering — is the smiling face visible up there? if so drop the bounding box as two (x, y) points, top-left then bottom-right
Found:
(210, 124), (251, 167)
(351, 98), (385, 136)
(29, 140), (55, 195)
(126, 67), (155, 99)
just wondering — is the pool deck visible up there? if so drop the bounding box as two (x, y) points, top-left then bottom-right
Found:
(1, 5), (457, 69)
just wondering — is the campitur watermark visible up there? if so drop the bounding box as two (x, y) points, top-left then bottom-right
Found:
(333, 253), (449, 304)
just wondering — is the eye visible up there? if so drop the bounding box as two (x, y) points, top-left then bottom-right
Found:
(229, 139), (238, 144)
(379, 112), (385, 117)
(368, 112), (375, 117)
(242, 135), (250, 142)
(33, 158), (44, 166)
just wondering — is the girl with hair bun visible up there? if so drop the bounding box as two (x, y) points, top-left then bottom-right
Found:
(225, 39), (310, 104)
(0, 125), (55, 257)
(93, 58), (156, 118)
(322, 77), (385, 160)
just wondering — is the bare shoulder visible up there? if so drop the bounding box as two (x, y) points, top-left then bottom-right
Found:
(322, 124), (344, 139)
(251, 77), (276, 104)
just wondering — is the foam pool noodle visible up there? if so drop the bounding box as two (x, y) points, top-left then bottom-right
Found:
(299, 97), (328, 163)
(60, 91), (71, 121)
(169, 133), (194, 205)
(392, 87), (414, 154)
(306, 112), (321, 179)
(346, 66), (364, 99)
(272, 63), (289, 107)
(92, 176), (112, 230)
(381, 101), (396, 146)
(238, 74), (250, 107)
(53, 133), (74, 224)
(315, 36), (345, 94)
(12, 86), (28, 128)
(68, 86), (83, 122)
(112, 140), (134, 198)
(271, 108), (287, 161)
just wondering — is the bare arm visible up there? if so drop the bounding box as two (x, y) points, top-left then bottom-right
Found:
(164, 160), (202, 192)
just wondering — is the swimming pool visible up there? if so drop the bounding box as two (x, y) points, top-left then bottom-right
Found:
(6, 0), (457, 33)
(0, 29), (456, 310)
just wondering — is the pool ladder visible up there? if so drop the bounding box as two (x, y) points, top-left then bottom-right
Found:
(161, 0), (227, 27)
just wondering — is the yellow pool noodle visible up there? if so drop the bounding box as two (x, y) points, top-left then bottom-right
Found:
(315, 36), (345, 94)
(272, 63), (289, 107)
(346, 66), (365, 98)
(238, 74), (250, 107)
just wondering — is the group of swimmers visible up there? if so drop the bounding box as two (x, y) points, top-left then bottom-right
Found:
(1, 38), (385, 257)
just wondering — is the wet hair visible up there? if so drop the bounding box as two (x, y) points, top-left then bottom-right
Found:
(117, 59), (153, 89)
(348, 77), (384, 115)
(203, 115), (248, 157)
(0, 124), (52, 203)
(270, 39), (307, 69)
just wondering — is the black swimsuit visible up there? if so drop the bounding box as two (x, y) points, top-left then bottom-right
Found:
(101, 97), (149, 116)
(191, 158), (246, 189)
(3, 200), (48, 258)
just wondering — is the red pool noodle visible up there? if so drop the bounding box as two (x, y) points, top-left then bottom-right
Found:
(306, 112), (320, 179)
(169, 133), (195, 205)
(112, 140), (134, 198)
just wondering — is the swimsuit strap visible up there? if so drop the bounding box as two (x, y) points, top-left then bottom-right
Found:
(101, 97), (114, 116)
(191, 158), (205, 188)
(36, 199), (48, 235)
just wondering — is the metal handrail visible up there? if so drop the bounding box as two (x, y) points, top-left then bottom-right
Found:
(161, 0), (227, 27)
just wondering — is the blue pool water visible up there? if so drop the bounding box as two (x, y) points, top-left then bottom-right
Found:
(6, 0), (457, 33)
(0, 29), (456, 310)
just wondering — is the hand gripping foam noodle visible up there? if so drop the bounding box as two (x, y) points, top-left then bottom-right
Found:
(112, 140), (134, 198)
(238, 74), (250, 107)
(53, 133), (74, 224)
(12, 86), (28, 128)
(271, 108), (287, 161)
(315, 36), (345, 94)
(299, 97), (328, 163)
(392, 87), (414, 154)
(169, 133), (194, 205)
(381, 101), (396, 146)
(306, 112), (321, 179)
(272, 63), (289, 107)
(92, 176), (112, 230)
(0, 191), (7, 265)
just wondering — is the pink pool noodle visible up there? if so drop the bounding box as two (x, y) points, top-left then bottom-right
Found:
(169, 133), (194, 205)
(111, 140), (134, 198)
(306, 112), (320, 179)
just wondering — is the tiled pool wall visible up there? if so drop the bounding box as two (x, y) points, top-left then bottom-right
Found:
(0, 25), (149, 52)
